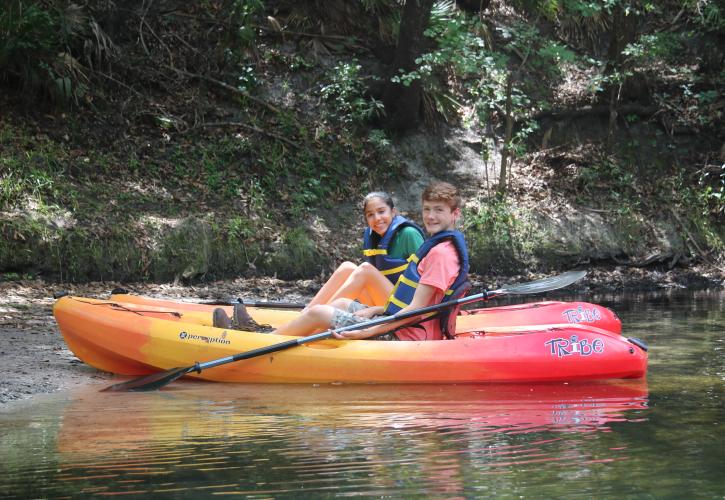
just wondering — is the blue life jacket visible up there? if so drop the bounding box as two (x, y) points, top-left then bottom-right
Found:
(382, 230), (469, 315)
(362, 215), (424, 284)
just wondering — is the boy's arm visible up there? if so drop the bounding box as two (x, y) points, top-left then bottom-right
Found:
(352, 305), (385, 319)
(333, 284), (437, 340)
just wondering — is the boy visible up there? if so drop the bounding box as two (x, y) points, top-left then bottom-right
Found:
(263, 181), (468, 341)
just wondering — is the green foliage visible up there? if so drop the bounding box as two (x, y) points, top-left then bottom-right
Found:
(0, 216), (145, 282)
(227, 216), (255, 241)
(698, 164), (725, 218)
(575, 157), (640, 214)
(560, 0), (723, 135)
(235, 64), (258, 92)
(391, 8), (552, 157)
(252, 143), (326, 215)
(0, 272), (34, 282)
(690, 0), (724, 32)
(360, 0), (401, 43)
(226, 0), (264, 51)
(262, 227), (327, 279)
(663, 169), (725, 253)
(622, 32), (682, 63)
(499, 21), (576, 78)
(222, 0), (264, 87)
(537, 41), (577, 69)
(315, 58), (400, 187)
(401, 7), (491, 84)
(1, 0), (722, 281)
(0, 1), (113, 106)
(319, 59), (385, 128)
(0, 127), (70, 211)
(367, 129), (391, 150)
(464, 198), (527, 272)
(429, 0), (458, 32)
(240, 177), (267, 214)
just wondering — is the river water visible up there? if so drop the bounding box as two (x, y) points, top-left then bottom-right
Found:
(1, 290), (723, 498)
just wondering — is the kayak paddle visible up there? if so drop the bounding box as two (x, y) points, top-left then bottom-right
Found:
(109, 288), (306, 309)
(197, 298), (306, 309)
(101, 270), (586, 392)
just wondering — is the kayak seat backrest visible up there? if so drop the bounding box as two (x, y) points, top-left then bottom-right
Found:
(440, 280), (472, 339)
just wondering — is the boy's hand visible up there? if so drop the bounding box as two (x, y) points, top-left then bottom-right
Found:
(353, 306), (381, 319)
(332, 329), (367, 340)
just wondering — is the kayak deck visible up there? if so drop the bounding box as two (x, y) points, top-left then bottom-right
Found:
(54, 296), (647, 384)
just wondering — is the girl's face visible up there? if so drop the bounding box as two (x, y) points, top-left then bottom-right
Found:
(364, 197), (395, 236)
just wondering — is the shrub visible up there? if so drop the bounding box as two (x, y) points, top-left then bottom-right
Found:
(0, 1), (114, 106)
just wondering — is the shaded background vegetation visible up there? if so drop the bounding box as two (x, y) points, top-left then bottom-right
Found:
(1, 0), (723, 283)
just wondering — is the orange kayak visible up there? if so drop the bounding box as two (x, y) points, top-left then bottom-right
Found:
(53, 295), (647, 384)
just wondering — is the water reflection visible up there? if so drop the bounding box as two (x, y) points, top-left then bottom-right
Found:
(2, 381), (648, 498)
(5, 289), (723, 498)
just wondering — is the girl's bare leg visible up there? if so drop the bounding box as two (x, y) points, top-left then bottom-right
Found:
(356, 289), (375, 306)
(272, 304), (337, 336)
(327, 262), (393, 306)
(328, 298), (355, 310)
(304, 262), (357, 310)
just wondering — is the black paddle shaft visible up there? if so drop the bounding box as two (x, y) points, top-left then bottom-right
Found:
(164, 270), (588, 373)
(199, 299), (305, 309)
(110, 288), (306, 309)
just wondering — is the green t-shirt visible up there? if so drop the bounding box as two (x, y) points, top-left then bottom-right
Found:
(388, 226), (424, 260)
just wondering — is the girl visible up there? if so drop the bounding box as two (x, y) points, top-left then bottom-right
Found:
(213, 192), (424, 330)
(305, 191), (424, 308)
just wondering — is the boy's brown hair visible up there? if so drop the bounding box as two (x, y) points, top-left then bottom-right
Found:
(421, 181), (462, 210)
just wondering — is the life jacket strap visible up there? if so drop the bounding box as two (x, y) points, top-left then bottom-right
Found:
(386, 294), (408, 310)
(398, 275), (418, 289)
(380, 262), (408, 276)
(363, 249), (387, 257)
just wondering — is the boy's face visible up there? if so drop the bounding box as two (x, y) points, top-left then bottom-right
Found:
(422, 200), (460, 235)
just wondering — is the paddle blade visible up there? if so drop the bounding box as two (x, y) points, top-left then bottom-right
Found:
(499, 270), (586, 295)
(100, 366), (193, 392)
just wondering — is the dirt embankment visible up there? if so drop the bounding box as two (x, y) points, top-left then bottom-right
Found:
(1, 265), (722, 409)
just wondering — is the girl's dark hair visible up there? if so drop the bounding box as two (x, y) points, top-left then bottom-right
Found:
(362, 191), (394, 212)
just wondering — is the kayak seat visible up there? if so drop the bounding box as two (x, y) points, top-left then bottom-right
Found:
(440, 280), (472, 339)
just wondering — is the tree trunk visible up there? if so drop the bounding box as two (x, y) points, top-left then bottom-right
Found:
(382, 0), (435, 132)
(497, 73), (513, 197)
(601, 4), (639, 105)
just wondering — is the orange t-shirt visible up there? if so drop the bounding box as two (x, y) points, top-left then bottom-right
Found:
(395, 241), (461, 341)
